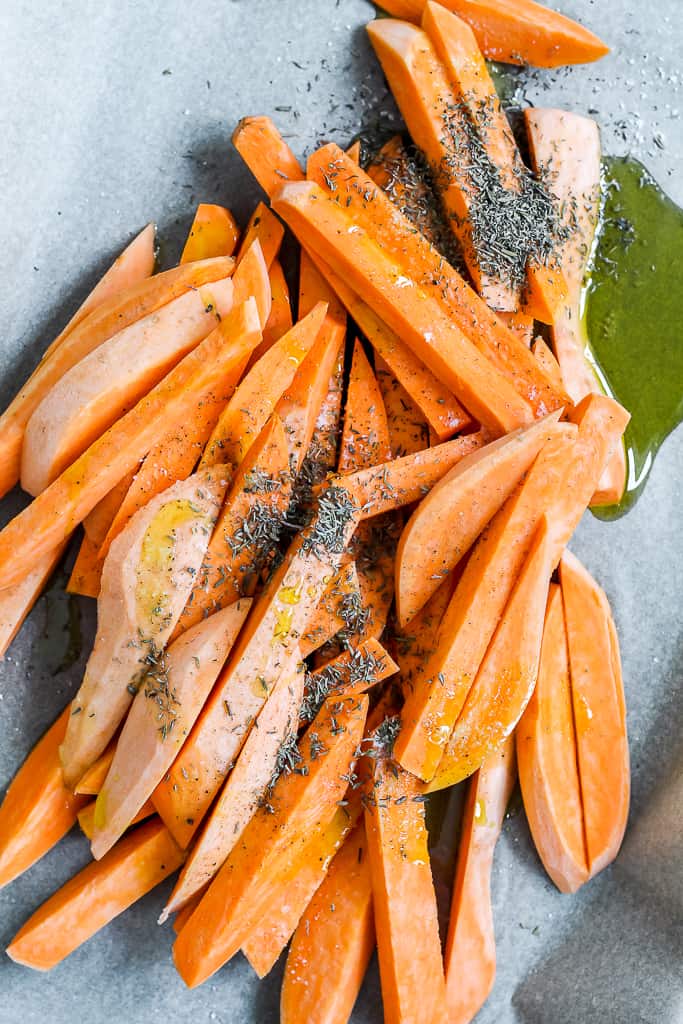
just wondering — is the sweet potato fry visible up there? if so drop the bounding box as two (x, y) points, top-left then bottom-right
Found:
(300, 562), (362, 657)
(236, 203), (284, 270)
(0, 301), (261, 588)
(338, 341), (392, 474)
(559, 551), (629, 876)
(74, 743), (116, 796)
(78, 799), (155, 840)
(517, 584), (588, 893)
(427, 517), (553, 789)
(232, 238), (272, 328)
(233, 116), (305, 197)
(280, 823), (375, 1024)
(83, 471), (136, 547)
(375, 355), (430, 458)
(172, 695), (369, 988)
(60, 466), (230, 789)
(201, 303), (326, 467)
(365, 756), (448, 1024)
(7, 819), (184, 970)
(180, 204), (239, 262)
(373, 0), (610, 67)
(395, 411), (562, 626)
(90, 600), (252, 859)
(273, 180), (534, 435)
(250, 258), (293, 363)
(525, 107), (626, 504)
(300, 639), (399, 724)
(152, 496), (362, 848)
(0, 542), (67, 657)
(444, 737), (516, 1024)
(0, 256), (233, 499)
(22, 277), (234, 495)
(161, 648), (304, 920)
(0, 708), (87, 890)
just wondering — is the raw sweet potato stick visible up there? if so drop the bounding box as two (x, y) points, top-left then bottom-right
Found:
(180, 203), (239, 262)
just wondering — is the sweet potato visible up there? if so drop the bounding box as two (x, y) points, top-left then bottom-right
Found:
(0, 301), (261, 589)
(444, 737), (516, 1023)
(516, 584), (588, 893)
(172, 695), (369, 988)
(559, 551), (629, 876)
(22, 278), (234, 495)
(427, 517), (553, 789)
(160, 648), (304, 920)
(74, 743), (116, 796)
(0, 708), (87, 890)
(232, 238), (272, 328)
(67, 534), (105, 599)
(0, 543), (66, 658)
(525, 107), (626, 504)
(236, 203), (284, 270)
(180, 204), (239, 262)
(60, 466), (230, 789)
(394, 426), (577, 781)
(251, 258), (293, 362)
(365, 756), (448, 1024)
(201, 302), (326, 468)
(307, 144), (564, 414)
(7, 819), (184, 970)
(78, 799), (155, 840)
(273, 180), (534, 435)
(300, 639), (399, 723)
(280, 823), (374, 1024)
(83, 471), (136, 547)
(338, 341), (392, 474)
(373, 0), (610, 67)
(233, 116), (305, 197)
(172, 415), (291, 638)
(375, 355), (430, 458)
(152, 498), (362, 848)
(0, 256), (233, 499)
(300, 562), (362, 657)
(395, 411), (562, 626)
(89, 600), (252, 860)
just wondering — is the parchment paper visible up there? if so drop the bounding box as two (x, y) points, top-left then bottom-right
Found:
(0, 2), (681, 1022)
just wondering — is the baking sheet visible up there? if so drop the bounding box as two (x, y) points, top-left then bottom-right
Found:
(0, 1), (681, 1022)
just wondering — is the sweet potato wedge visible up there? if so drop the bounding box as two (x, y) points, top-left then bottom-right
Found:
(180, 204), (239, 262)
(233, 116), (305, 197)
(0, 542), (66, 658)
(60, 466), (229, 789)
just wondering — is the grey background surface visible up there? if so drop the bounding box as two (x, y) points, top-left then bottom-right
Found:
(0, 1), (681, 1022)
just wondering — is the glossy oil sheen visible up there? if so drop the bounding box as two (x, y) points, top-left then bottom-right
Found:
(585, 157), (683, 517)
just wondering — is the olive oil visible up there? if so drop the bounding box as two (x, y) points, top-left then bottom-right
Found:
(585, 157), (683, 517)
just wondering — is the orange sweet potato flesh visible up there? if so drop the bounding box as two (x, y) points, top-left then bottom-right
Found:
(301, 639), (399, 722)
(7, 818), (184, 970)
(22, 277), (235, 495)
(374, 0), (609, 67)
(172, 416), (291, 638)
(427, 517), (553, 789)
(78, 799), (155, 840)
(309, 252), (470, 440)
(275, 311), (346, 475)
(60, 466), (230, 789)
(525, 107), (626, 505)
(273, 181), (533, 435)
(421, 2), (567, 321)
(559, 551), (629, 877)
(375, 355), (430, 458)
(90, 601), (252, 860)
(445, 736), (516, 1024)
(532, 335), (565, 395)
(307, 144), (565, 416)
(300, 563), (362, 658)
(201, 302), (326, 467)
(161, 648), (304, 920)
(250, 258), (293, 363)
(172, 695), (368, 988)
(0, 256), (232, 500)
(517, 583), (588, 893)
(0, 542), (67, 657)
(236, 202), (284, 271)
(152, 503), (362, 848)
(365, 757), (448, 1024)
(74, 743), (116, 795)
(395, 410), (562, 627)
(0, 708), (88, 890)
(67, 534), (104, 599)
(0, 300), (262, 589)
(232, 237), (272, 329)
(180, 203), (240, 262)
(338, 340), (392, 474)
(327, 430), (487, 519)
(243, 799), (362, 979)
(281, 823), (374, 1024)
(394, 427), (576, 781)
(83, 471), (136, 547)
(233, 116), (305, 197)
